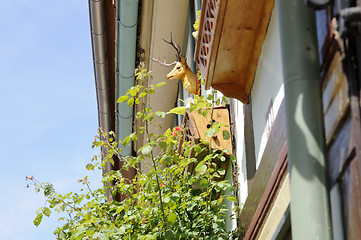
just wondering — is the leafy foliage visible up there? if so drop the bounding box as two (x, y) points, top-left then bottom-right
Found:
(27, 67), (239, 239)
(192, 10), (202, 39)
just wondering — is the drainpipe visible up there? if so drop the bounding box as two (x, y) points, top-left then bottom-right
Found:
(277, 0), (333, 239)
(115, 0), (139, 157)
(89, 0), (112, 173)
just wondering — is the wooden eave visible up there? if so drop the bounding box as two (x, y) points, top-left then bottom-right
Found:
(194, 0), (275, 103)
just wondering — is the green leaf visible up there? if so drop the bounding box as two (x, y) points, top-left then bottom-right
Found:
(167, 212), (177, 225)
(216, 98), (221, 106)
(163, 156), (171, 165)
(165, 229), (176, 240)
(155, 111), (166, 118)
(215, 182), (226, 192)
(195, 161), (204, 172)
(33, 213), (43, 227)
(100, 232), (109, 240)
(159, 141), (167, 151)
(222, 148), (230, 154)
(156, 82), (166, 87)
(127, 97), (135, 106)
(226, 196), (237, 202)
(43, 184), (55, 198)
(163, 195), (170, 204)
(199, 178), (208, 189)
(117, 95), (129, 103)
(169, 106), (185, 115)
(136, 111), (143, 119)
(194, 145), (202, 154)
(129, 132), (138, 142)
(229, 154), (236, 163)
(144, 112), (154, 121)
(86, 163), (94, 170)
(55, 203), (65, 213)
(42, 207), (51, 217)
(195, 162), (207, 175)
(222, 96), (230, 104)
(192, 31), (198, 39)
(58, 231), (67, 240)
(206, 128), (216, 137)
(141, 145), (152, 155)
(117, 226), (126, 235)
(222, 130), (230, 140)
(122, 136), (131, 146)
(138, 91), (147, 98)
(218, 169), (226, 176)
(190, 103), (198, 112)
(216, 182), (234, 192)
(171, 192), (180, 202)
(129, 87), (139, 97)
(72, 228), (86, 240)
(184, 147), (191, 157)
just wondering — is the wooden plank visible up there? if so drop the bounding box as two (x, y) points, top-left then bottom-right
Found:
(322, 52), (350, 144)
(342, 158), (361, 240)
(327, 113), (351, 186)
(212, 0), (275, 102)
(240, 101), (287, 233)
(324, 76), (350, 143)
(194, 0), (275, 103)
(322, 52), (347, 114)
(243, 142), (288, 240)
(190, 107), (233, 153)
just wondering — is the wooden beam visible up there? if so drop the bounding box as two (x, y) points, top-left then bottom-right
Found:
(240, 101), (287, 232)
(243, 142), (288, 240)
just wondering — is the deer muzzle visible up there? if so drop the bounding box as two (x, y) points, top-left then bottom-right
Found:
(166, 73), (174, 79)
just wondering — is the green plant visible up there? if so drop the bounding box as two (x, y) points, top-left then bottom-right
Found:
(27, 67), (239, 239)
(192, 10), (201, 40)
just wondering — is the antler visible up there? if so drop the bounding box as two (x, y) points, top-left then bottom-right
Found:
(149, 55), (177, 67)
(162, 32), (181, 62)
(149, 33), (182, 66)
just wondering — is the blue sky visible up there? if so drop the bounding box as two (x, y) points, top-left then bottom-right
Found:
(0, 1), (102, 239)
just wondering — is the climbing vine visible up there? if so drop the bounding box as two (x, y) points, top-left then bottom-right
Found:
(27, 67), (239, 239)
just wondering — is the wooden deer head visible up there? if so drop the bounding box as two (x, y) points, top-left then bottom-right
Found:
(150, 34), (201, 96)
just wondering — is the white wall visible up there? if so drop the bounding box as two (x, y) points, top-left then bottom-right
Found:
(251, 6), (284, 167)
(230, 6), (285, 209)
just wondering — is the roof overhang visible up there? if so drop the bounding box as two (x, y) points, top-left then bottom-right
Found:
(194, 0), (275, 103)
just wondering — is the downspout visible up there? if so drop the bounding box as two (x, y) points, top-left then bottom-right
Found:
(277, 0), (333, 239)
(115, 0), (139, 157)
(89, 0), (112, 173)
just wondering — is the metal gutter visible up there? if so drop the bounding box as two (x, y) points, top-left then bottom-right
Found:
(89, 0), (112, 173)
(115, 0), (139, 157)
(277, 0), (333, 239)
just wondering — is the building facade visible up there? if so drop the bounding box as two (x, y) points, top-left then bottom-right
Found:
(89, 0), (361, 239)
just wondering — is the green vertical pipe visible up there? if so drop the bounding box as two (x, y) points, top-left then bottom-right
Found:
(116, 0), (139, 157)
(277, 0), (333, 239)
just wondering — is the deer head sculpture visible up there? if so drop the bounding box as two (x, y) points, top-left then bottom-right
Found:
(149, 34), (201, 96)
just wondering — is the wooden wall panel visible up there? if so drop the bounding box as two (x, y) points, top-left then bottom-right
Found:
(327, 113), (351, 186)
(243, 143), (288, 240)
(240, 101), (286, 233)
(341, 158), (361, 240)
(322, 53), (350, 144)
